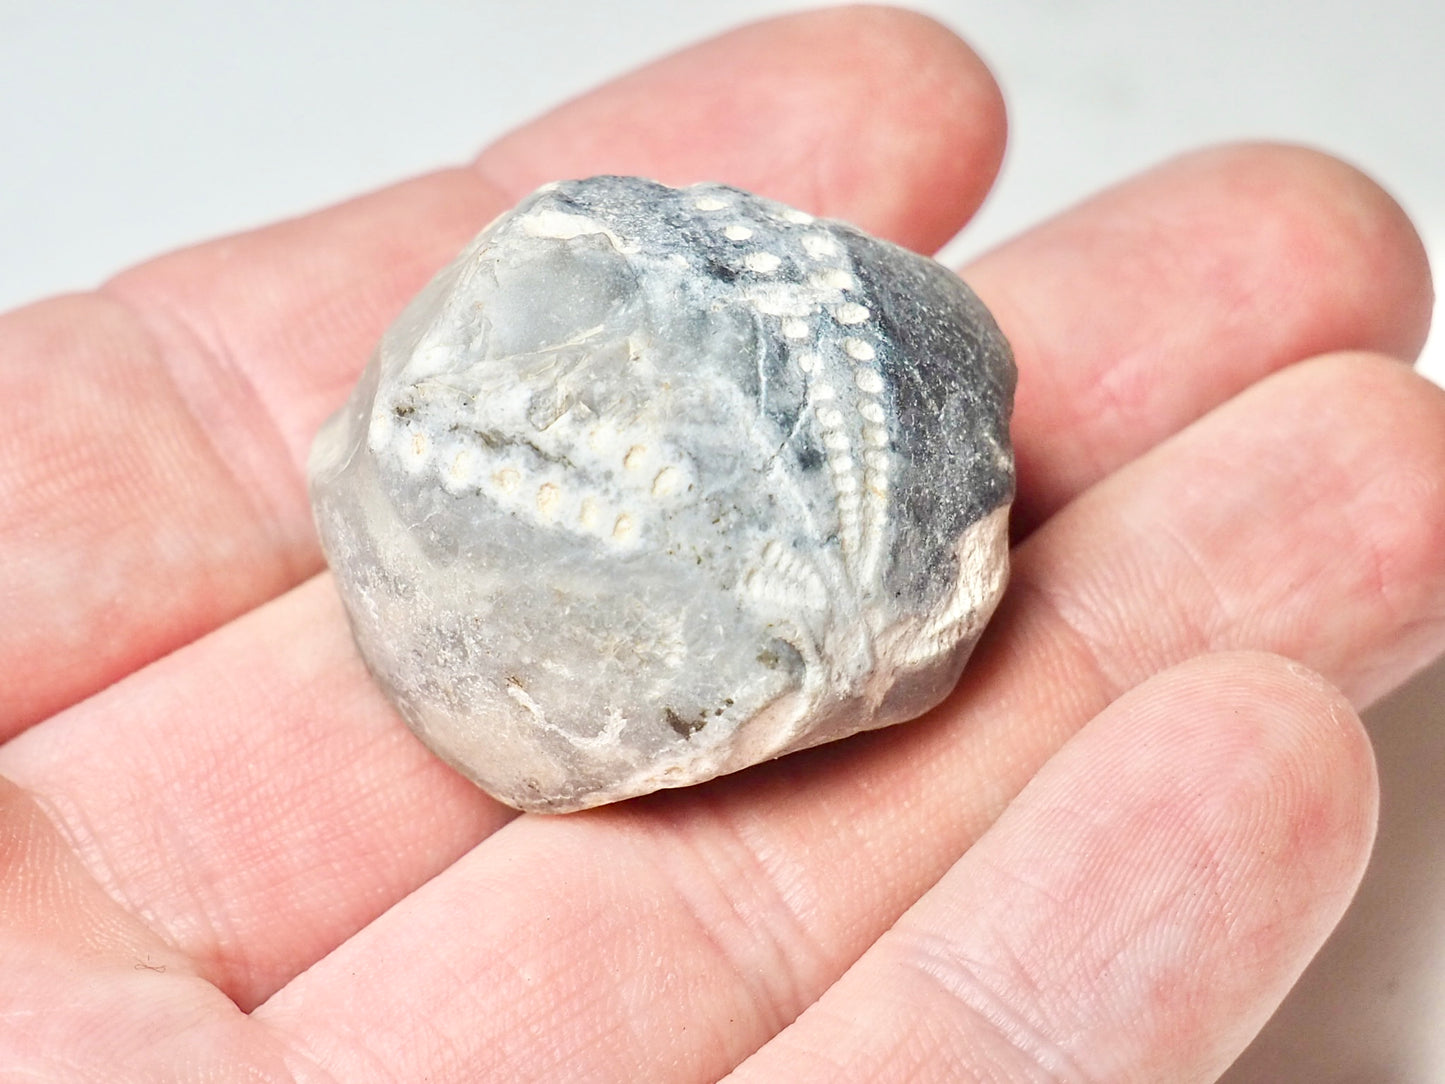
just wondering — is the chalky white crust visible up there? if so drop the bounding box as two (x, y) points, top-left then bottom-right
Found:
(310, 177), (1015, 812)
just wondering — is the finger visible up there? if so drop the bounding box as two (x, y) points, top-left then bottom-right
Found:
(724, 653), (1377, 1083)
(0, 774), (190, 972)
(0, 774), (294, 1078)
(476, 6), (1006, 254)
(1017, 353), (1445, 710)
(242, 354), (1445, 1082)
(964, 142), (1434, 535)
(0, 6), (1007, 735)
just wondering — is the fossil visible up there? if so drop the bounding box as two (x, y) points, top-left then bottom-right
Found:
(309, 176), (1015, 812)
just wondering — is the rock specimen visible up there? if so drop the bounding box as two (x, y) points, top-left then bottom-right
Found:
(309, 176), (1015, 812)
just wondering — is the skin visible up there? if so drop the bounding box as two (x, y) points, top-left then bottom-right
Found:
(1, 6), (1442, 1081)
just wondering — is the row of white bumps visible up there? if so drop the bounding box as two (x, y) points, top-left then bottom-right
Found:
(367, 190), (892, 576)
(692, 192), (893, 585)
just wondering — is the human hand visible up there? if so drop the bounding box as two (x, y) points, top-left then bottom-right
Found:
(1, 8), (1441, 1081)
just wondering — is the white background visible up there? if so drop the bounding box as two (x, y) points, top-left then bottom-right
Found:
(3, 2), (1442, 1078)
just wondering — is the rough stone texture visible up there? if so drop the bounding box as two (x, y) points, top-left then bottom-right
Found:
(309, 176), (1015, 812)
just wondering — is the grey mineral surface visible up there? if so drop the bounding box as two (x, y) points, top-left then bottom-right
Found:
(309, 176), (1015, 812)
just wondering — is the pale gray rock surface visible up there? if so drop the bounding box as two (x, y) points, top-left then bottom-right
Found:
(309, 176), (1015, 812)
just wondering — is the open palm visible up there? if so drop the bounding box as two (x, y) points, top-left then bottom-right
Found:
(2, 9), (1442, 1082)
